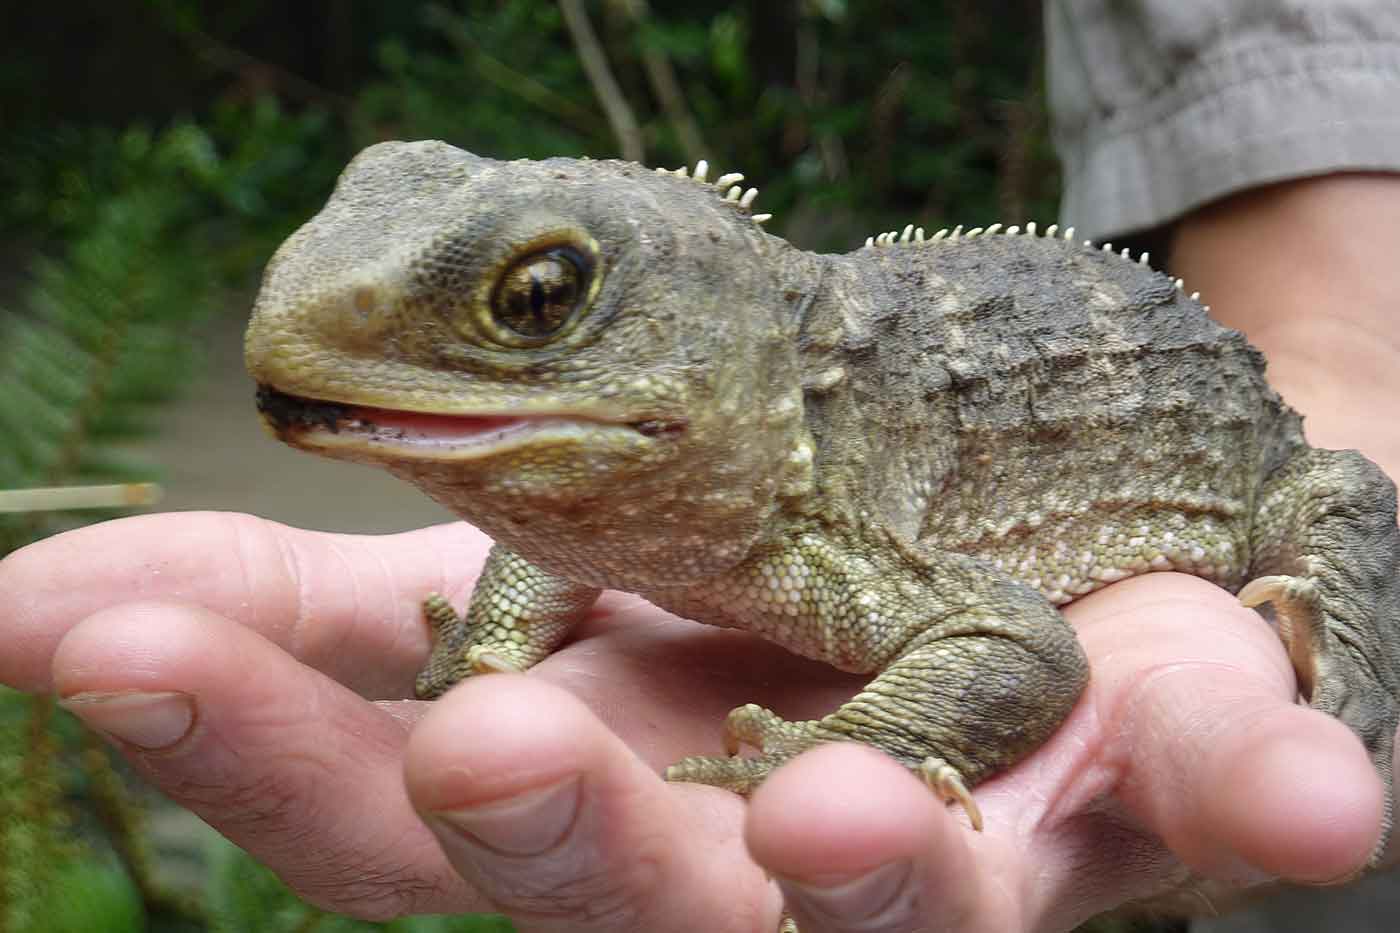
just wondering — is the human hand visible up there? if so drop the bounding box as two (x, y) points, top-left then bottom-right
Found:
(0, 512), (1391, 932)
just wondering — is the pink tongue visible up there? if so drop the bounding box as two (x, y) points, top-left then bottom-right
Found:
(350, 407), (527, 440)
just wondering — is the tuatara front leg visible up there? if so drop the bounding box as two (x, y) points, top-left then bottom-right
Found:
(415, 544), (600, 699)
(1239, 448), (1400, 861)
(662, 530), (1091, 827)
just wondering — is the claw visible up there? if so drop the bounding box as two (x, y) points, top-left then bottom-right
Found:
(465, 645), (522, 674)
(919, 757), (984, 831)
(1238, 574), (1294, 608)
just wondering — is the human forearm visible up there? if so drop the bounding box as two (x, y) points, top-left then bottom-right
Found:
(1170, 172), (1400, 478)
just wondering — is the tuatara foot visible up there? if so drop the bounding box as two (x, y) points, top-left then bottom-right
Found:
(664, 704), (988, 831)
(414, 544), (600, 699)
(1245, 448), (1400, 863)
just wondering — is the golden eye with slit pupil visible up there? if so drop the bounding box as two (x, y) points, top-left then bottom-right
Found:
(492, 249), (585, 340)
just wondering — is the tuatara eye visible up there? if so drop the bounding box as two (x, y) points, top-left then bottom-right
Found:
(488, 246), (592, 345)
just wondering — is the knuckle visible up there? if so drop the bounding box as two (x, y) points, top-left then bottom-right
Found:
(284, 857), (451, 920)
(148, 748), (449, 918)
(475, 847), (663, 927)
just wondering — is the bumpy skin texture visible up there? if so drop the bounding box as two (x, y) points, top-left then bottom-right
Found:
(245, 141), (1400, 855)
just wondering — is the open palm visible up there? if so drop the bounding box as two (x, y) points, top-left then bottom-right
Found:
(0, 512), (1388, 933)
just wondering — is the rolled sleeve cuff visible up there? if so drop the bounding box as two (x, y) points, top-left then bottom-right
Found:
(1056, 39), (1400, 240)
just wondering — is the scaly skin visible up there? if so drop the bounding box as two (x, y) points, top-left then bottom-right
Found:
(245, 141), (1400, 866)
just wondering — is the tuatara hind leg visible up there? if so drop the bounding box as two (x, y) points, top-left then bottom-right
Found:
(666, 540), (1089, 828)
(415, 544), (600, 698)
(1242, 447), (1400, 862)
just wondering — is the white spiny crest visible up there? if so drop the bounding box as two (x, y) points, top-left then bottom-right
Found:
(865, 218), (1071, 248)
(856, 219), (1182, 295)
(654, 161), (769, 225)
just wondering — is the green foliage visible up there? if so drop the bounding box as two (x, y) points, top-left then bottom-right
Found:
(348, 0), (1056, 251)
(37, 857), (146, 933)
(0, 104), (341, 554)
(359, 2), (601, 157)
(0, 693), (75, 932)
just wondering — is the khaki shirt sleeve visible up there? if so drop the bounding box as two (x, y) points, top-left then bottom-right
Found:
(1047, 0), (1400, 240)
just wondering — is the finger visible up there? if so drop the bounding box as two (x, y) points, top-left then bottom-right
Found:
(1077, 575), (1385, 884)
(1, 512), (492, 695)
(404, 675), (780, 933)
(52, 600), (478, 919)
(746, 744), (1017, 933)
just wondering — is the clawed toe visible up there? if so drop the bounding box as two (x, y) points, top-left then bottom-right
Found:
(422, 592), (463, 636)
(1238, 574), (1319, 610)
(919, 756), (984, 831)
(664, 753), (775, 793)
(724, 703), (787, 755)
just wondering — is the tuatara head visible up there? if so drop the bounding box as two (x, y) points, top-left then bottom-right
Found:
(245, 141), (816, 586)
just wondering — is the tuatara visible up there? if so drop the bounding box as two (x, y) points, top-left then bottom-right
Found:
(245, 140), (1400, 852)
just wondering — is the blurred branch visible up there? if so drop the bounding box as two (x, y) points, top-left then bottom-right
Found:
(147, 4), (355, 117)
(2, 694), (71, 931)
(796, 9), (847, 181)
(81, 731), (205, 924)
(613, 0), (705, 164)
(422, 4), (600, 136)
(0, 483), (161, 514)
(867, 62), (911, 193)
(997, 3), (1047, 222)
(557, 0), (645, 162)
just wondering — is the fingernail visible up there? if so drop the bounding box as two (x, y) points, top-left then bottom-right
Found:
(433, 777), (581, 856)
(60, 691), (195, 750)
(779, 860), (914, 923)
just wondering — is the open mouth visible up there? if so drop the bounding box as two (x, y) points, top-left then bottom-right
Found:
(255, 385), (685, 460)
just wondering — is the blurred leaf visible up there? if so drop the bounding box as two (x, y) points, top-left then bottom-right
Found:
(39, 858), (146, 933)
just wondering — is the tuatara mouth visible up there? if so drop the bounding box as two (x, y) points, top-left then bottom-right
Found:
(254, 385), (686, 461)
